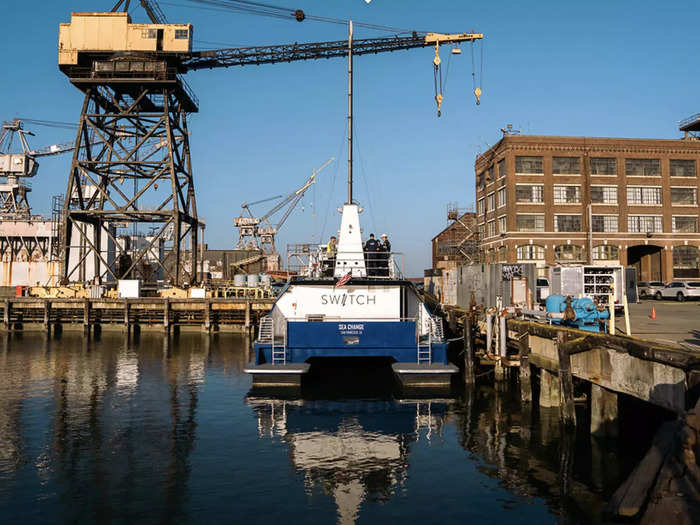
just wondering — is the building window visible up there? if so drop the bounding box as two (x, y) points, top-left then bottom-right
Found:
(141, 29), (157, 39)
(437, 241), (458, 256)
(628, 215), (663, 233)
(552, 156), (580, 174)
(174, 29), (189, 39)
(673, 246), (699, 273)
(673, 216), (698, 233)
(515, 184), (544, 203)
(487, 193), (495, 211)
(478, 172), (486, 190)
(487, 220), (496, 237)
(625, 158), (660, 176)
(590, 157), (617, 175)
(670, 187), (697, 205)
(515, 156), (543, 174)
(497, 216), (507, 233)
(516, 214), (545, 232)
(627, 186), (662, 205)
(555, 244), (584, 262)
(478, 223), (485, 235)
(590, 185), (617, 204)
(592, 245), (619, 261)
(670, 159), (696, 178)
(592, 215), (618, 232)
(553, 185), (581, 204)
(477, 198), (485, 216)
(497, 187), (506, 207)
(498, 160), (505, 179)
(497, 245), (507, 262)
(517, 245), (544, 260)
(554, 214), (581, 232)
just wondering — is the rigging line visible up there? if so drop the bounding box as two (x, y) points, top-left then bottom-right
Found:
(14, 118), (78, 129)
(354, 132), (377, 236)
(442, 47), (453, 95)
(183, 0), (420, 33)
(320, 124), (346, 243)
(480, 39), (484, 93)
(162, 1), (292, 21)
(471, 39), (476, 91)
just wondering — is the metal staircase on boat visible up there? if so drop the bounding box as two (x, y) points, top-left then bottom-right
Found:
(259, 316), (287, 365)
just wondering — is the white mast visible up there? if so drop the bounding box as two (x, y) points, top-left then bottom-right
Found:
(347, 20), (353, 205)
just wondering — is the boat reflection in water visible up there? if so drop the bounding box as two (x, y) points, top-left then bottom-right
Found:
(247, 393), (450, 524)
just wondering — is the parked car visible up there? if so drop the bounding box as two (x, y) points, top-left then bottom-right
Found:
(655, 281), (700, 302)
(638, 281), (666, 299)
(536, 278), (550, 304)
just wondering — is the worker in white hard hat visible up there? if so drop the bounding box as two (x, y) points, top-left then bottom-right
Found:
(379, 234), (391, 277)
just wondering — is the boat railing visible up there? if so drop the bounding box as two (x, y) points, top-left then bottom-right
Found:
(316, 250), (405, 279)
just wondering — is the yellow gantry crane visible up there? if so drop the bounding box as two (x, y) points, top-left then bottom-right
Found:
(56, 1), (483, 285)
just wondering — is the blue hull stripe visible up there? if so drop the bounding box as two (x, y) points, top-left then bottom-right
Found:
(254, 321), (447, 364)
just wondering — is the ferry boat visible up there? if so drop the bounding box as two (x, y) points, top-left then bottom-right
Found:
(244, 202), (457, 386)
(244, 21), (459, 387)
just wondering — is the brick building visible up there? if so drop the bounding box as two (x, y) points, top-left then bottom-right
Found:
(431, 211), (478, 273)
(475, 134), (700, 281)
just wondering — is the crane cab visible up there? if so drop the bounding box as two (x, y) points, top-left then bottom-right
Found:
(58, 12), (193, 67)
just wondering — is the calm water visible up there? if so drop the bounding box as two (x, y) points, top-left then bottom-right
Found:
(0, 331), (644, 524)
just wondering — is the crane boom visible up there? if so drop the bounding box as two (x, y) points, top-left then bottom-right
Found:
(182, 32), (482, 71)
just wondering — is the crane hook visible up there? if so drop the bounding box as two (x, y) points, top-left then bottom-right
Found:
(433, 42), (443, 117)
(474, 87), (482, 105)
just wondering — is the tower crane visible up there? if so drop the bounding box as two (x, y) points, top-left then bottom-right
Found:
(0, 119), (76, 217)
(235, 157), (334, 258)
(56, 1), (483, 285)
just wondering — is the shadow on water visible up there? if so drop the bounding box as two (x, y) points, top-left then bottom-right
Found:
(0, 332), (652, 524)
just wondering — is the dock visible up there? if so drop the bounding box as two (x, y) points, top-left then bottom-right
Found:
(449, 304), (700, 522)
(0, 297), (275, 333)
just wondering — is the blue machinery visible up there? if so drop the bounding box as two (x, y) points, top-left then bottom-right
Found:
(545, 294), (610, 332)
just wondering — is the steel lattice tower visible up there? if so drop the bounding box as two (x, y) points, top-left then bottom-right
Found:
(61, 81), (199, 285)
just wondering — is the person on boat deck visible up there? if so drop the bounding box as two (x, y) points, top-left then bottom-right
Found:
(379, 234), (391, 277)
(325, 236), (337, 277)
(364, 233), (380, 276)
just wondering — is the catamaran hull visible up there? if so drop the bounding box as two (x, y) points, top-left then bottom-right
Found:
(253, 320), (448, 365)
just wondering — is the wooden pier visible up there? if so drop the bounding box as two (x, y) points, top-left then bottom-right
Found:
(0, 297), (275, 333)
(450, 306), (700, 522)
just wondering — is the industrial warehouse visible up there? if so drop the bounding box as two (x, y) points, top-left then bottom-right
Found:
(473, 127), (700, 282)
(0, 2), (699, 525)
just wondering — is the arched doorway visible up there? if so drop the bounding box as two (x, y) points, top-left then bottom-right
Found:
(627, 244), (664, 282)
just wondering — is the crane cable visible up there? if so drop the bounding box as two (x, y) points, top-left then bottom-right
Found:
(471, 39), (482, 105)
(179, 0), (422, 34)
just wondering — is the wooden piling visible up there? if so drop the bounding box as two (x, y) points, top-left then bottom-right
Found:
(3, 300), (10, 331)
(518, 325), (532, 404)
(163, 298), (170, 334)
(539, 368), (560, 408)
(123, 300), (130, 333)
(557, 331), (577, 427)
(463, 313), (475, 384)
(203, 299), (211, 333)
(244, 299), (250, 331)
(82, 299), (90, 335)
(43, 300), (51, 333)
(590, 383), (618, 437)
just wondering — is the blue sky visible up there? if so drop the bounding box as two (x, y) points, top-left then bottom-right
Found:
(1, 1), (698, 275)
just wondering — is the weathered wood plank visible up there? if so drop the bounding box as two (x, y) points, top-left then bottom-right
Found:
(606, 421), (681, 519)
